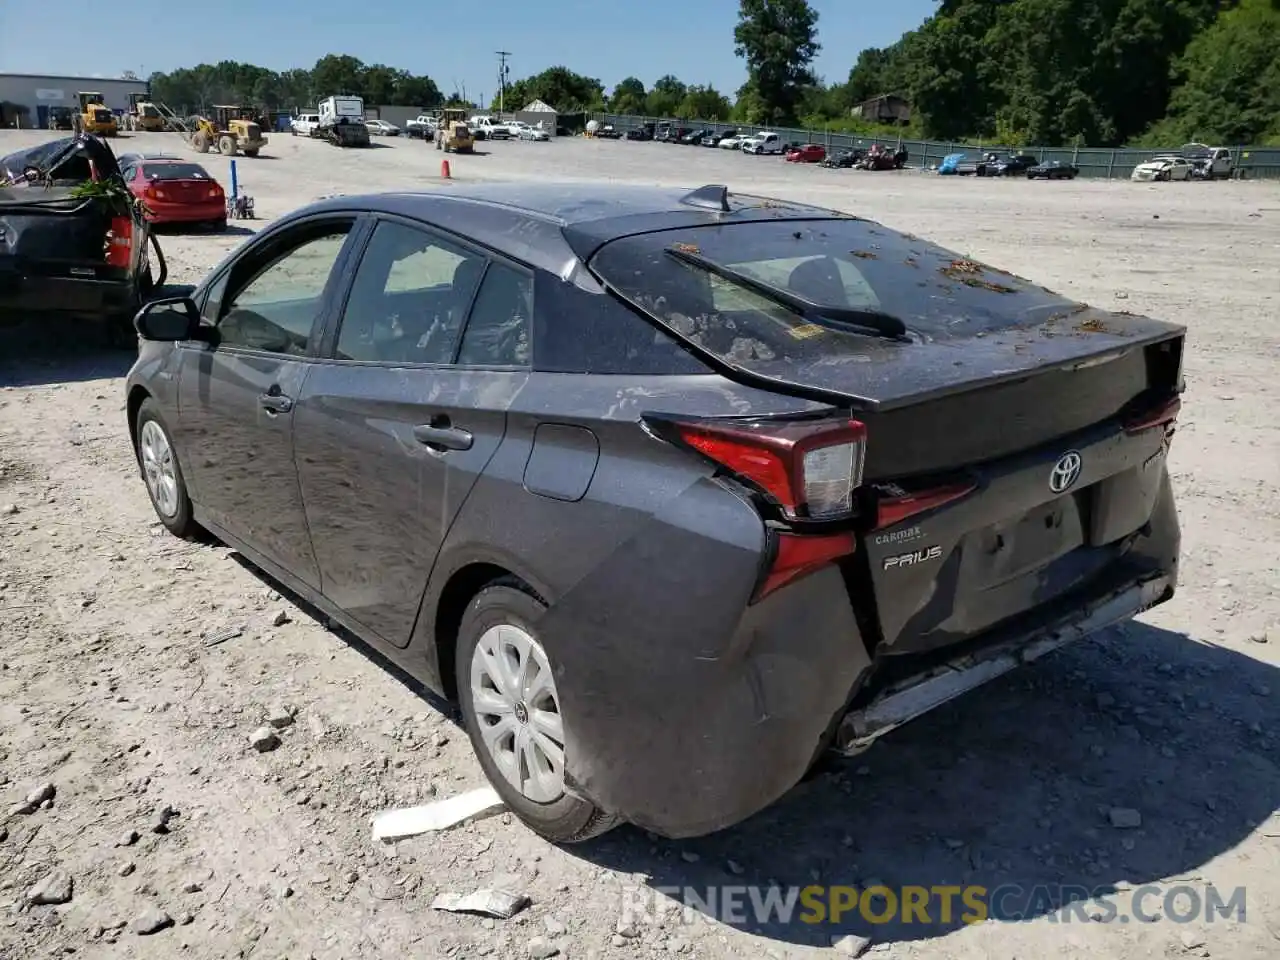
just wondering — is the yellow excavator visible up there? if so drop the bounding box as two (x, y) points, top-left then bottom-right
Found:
(434, 108), (474, 153)
(125, 93), (165, 132)
(74, 92), (117, 136)
(185, 106), (269, 157)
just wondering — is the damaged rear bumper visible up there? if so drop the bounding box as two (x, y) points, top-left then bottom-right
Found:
(0, 270), (140, 324)
(834, 572), (1175, 754)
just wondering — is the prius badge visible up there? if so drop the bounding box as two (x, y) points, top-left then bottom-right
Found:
(1049, 450), (1083, 494)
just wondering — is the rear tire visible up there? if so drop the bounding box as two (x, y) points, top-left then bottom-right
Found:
(135, 399), (200, 539)
(455, 582), (620, 844)
(105, 312), (138, 350)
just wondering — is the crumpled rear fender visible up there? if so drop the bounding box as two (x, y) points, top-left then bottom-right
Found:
(536, 475), (872, 838)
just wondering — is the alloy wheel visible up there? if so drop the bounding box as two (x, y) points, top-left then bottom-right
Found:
(139, 419), (179, 518)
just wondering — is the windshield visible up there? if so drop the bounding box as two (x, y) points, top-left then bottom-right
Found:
(142, 162), (210, 180)
(589, 218), (1080, 368)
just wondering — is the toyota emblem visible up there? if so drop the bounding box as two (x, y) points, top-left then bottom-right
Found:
(1049, 451), (1083, 494)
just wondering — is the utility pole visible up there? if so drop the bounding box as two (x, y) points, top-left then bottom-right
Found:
(496, 51), (511, 115)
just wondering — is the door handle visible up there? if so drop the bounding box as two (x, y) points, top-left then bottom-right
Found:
(413, 422), (473, 451)
(259, 393), (293, 414)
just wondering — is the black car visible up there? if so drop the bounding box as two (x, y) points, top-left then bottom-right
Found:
(978, 153), (1040, 177)
(704, 130), (737, 147)
(680, 128), (714, 145)
(821, 148), (865, 168)
(125, 181), (1184, 844)
(1027, 160), (1079, 180)
(0, 135), (164, 345)
(625, 123), (655, 141)
(595, 124), (621, 140)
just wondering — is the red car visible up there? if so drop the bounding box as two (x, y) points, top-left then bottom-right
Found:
(121, 156), (226, 230)
(785, 144), (826, 163)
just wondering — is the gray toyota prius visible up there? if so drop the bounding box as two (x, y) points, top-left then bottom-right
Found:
(125, 182), (1184, 842)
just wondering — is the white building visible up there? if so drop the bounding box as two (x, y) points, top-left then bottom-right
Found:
(0, 73), (151, 128)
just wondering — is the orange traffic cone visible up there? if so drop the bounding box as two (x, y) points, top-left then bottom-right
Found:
(441, 159), (451, 179)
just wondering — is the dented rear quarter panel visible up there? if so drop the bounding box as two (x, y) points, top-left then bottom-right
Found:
(410, 372), (871, 835)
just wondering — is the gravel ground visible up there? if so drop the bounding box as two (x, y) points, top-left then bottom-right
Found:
(1, 129), (1279, 960)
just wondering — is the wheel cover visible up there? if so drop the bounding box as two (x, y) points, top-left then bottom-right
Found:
(139, 419), (180, 518)
(469, 624), (566, 804)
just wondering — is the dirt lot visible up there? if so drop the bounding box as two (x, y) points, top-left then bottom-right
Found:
(2, 129), (1279, 960)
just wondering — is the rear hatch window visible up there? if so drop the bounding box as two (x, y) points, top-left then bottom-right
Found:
(142, 163), (209, 180)
(588, 218), (1080, 370)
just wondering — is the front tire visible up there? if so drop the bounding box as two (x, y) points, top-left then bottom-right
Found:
(455, 583), (619, 844)
(135, 399), (200, 538)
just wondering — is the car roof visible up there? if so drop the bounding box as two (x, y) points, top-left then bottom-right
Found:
(298, 182), (856, 275)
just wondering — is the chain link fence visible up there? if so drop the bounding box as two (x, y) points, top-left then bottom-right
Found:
(589, 114), (1280, 180)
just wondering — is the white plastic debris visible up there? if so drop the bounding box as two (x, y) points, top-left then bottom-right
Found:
(371, 786), (504, 842)
(431, 887), (530, 919)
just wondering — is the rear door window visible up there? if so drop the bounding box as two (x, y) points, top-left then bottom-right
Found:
(333, 219), (487, 364)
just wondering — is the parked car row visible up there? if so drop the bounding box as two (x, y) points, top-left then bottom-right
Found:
(939, 152), (1080, 179)
(609, 123), (907, 166)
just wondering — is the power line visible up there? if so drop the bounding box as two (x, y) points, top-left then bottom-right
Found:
(496, 51), (511, 115)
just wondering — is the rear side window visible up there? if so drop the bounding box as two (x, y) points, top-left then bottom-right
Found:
(457, 262), (532, 367)
(532, 274), (711, 375)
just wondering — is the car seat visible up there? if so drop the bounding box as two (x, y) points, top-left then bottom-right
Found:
(787, 257), (849, 307)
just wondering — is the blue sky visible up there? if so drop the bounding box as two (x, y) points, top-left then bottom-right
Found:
(1, 0), (936, 103)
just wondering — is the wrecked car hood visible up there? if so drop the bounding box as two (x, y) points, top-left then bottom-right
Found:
(0, 134), (122, 188)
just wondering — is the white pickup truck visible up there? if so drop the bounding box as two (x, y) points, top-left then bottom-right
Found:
(469, 116), (512, 140)
(1181, 143), (1234, 180)
(290, 113), (320, 137)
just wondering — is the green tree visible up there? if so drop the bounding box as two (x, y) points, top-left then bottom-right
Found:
(1157, 0), (1280, 143)
(393, 72), (442, 108)
(646, 75), (688, 116)
(311, 54), (367, 96)
(677, 85), (732, 120)
(733, 0), (820, 124)
(609, 77), (648, 114)
(505, 66), (604, 112)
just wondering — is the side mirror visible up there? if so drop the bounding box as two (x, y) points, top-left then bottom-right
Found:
(134, 297), (200, 341)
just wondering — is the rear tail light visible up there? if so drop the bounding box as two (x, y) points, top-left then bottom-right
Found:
(647, 415), (866, 602)
(105, 216), (133, 268)
(208, 185), (223, 199)
(663, 416), (867, 520)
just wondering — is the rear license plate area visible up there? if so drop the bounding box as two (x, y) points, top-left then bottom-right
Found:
(963, 494), (1087, 589)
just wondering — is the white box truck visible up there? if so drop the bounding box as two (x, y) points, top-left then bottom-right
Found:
(316, 95), (370, 147)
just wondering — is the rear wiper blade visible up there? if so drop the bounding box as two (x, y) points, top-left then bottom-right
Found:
(665, 245), (910, 342)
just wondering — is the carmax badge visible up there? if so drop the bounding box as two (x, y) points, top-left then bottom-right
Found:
(884, 545), (943, 570)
